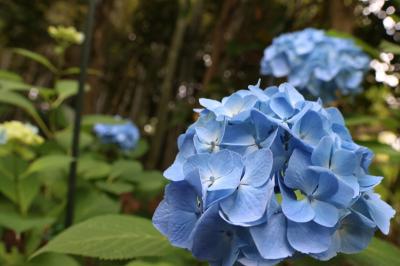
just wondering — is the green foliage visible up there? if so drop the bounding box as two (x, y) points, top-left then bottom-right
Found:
(12, 48), (57, 73)
(33, 215), (171, 260)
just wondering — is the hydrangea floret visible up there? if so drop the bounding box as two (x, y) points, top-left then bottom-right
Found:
(153, 81), (395, 266)
(0, 121), (44, 145)
(260, 28), (370, 101)
(93, 121), (140, 150)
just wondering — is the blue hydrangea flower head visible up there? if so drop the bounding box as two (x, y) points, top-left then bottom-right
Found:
(261, 28), (370, 102)
(93, 121), (140, 150)
(153, 81), (395, 265)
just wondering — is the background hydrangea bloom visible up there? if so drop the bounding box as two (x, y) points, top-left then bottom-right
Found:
(260, 28), (370, 101)
(0, 121), (44, 145)
(153, 81), (395, 266)
(93, 121), (140, 150)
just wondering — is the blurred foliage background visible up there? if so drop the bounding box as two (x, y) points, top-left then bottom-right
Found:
(0, 0), (399, 265)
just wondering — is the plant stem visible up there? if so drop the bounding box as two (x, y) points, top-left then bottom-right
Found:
(65, 0), (98, 228)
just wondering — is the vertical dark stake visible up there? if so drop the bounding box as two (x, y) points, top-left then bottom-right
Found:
(65, 0), (97, 228)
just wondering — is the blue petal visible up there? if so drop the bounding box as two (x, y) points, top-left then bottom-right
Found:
(285, 149), (316, 194)
(311, 200), (339, 227)
(270, 56), (290, 77)
(250, 213), (295, 259)
(191, 207), (241, 263)
(165, 181), (199, 212)
(279, 83), (305, 107)
(331, 149), (357, 176)
(287, 220), (332, 254)
(152, 200), (171, 236)
(358, 174), (382, 191)
(269, 96), (295, 120)
(167, 209), (198, 248)
(199, 98), (221, 110)
(363, 192), (396, 235)
(222, 123), (255, 147)
(220, 180), (274, 225)
(280, 180), (315, 223)
(311, 136), (333, 168)
(292, 111), (328, 147)
(336, 213), (375, 254)
(242, 149), (273, 186)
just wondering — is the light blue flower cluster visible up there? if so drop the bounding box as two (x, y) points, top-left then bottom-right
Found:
(260, 28), (370, 101)
(93, 121), (140, 150)
(153, 81), (395, 265)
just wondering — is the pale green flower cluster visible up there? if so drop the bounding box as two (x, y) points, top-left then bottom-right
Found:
(0, 121), (44, 145)
(48, 25), (84, 45)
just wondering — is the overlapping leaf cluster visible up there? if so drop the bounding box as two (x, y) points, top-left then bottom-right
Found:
(261, 28), (370, 101)
(153, 81), (395, 265)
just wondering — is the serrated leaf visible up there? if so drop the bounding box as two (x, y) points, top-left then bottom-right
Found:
(126, 261), (175, 266)
(13, 48), (57, 73)
(25, 154), (72, 176)
(33, 214), (171, 260)
(0, 211), (54, 233)
(28, 253), (79, 266)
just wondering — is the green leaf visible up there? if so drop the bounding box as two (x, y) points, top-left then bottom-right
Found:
(25, 154), (72, 176)
(110, 160), (143, 180)
(61, 67), (102, 76)
(127, 140), (149, 159)
(0, 69), (23, 81)
(18, 174), (40, 214)
(73, 190), (119, 223)
(28, 253), (79, 266)
(0, 90), (50, 136)
(346, 237), (400, 266)
(380, 40), (400, 55)
(126, 261), (175, 266)
(78, 157), (111, 180)
(55, 128), (94, 151)
(346, 115), (377, 126)
(12, 48), (57, 73)
(136, 171), (165, 195)
(53, 79), (90, 107)
(82, 114), (121, 127)
(96, 181), (135, 195)
(33, 214), (171, 260)
(0, 79), (31, 91)
(0, 211), (54, 234)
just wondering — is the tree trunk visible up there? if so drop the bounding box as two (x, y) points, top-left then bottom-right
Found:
(147, 0), (191, 168)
